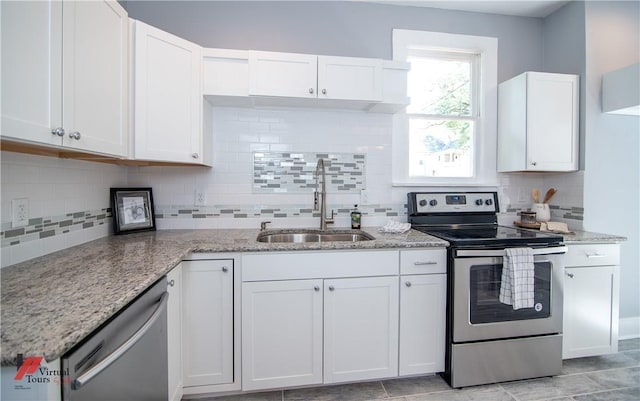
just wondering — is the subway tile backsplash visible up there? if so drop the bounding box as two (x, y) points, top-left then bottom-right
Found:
(1, 107), (585, 267)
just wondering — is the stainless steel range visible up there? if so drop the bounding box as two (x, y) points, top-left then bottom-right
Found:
(407, 192), (567, 388)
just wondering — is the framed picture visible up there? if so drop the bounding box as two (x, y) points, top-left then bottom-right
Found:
(110, 188), (156, 235)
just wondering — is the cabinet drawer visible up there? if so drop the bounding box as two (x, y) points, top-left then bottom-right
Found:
(565, 244), (620, 267)
(242, 250), (398, 281)
(400, 249), (447, 275)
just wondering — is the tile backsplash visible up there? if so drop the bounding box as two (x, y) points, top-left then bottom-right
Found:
(253, 151), (366, 193)
(1, 107), (585, 267)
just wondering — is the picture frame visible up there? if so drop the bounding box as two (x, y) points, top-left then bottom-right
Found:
(110, 188), (156, 235)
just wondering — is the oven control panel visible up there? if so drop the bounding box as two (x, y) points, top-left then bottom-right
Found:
(409, 192), (499, 214)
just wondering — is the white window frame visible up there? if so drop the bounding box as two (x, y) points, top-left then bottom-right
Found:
(392, 29), (498, 186)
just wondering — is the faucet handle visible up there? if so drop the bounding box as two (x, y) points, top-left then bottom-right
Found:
(326, 210), (335, 225)
(260, 221), (272, 231)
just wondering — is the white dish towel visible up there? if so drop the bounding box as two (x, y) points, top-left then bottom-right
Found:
(499, 247), (535, 310)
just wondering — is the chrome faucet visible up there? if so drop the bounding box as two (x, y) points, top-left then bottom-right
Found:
(314, 158), (334, 230)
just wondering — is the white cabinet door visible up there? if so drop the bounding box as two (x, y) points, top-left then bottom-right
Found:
(1, 1), (62, 146)
(317, 56), (382, 101)
(242, 279), (323, 391)
(563, 265), (620, 359)
(1, 0), (127, 157)
(167, 264), (183, 401)
(182, 260), (233, 387)
(133, 20), (203, 164)
(61, 0), (128, 156)
(324, 276), (399, 383)
(526, 72), (579, 171)
(248, 51), (318, 98)
(498, 72), (578, 172)
(399, 274), (446, 376)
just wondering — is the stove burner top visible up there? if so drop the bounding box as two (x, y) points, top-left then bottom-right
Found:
(413, 225), (563, 247)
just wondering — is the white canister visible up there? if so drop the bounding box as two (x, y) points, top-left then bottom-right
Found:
(532, 203), (551, 222)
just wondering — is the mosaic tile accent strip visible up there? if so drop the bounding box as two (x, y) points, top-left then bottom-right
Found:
(253, 152), (365, 193)
(1, 208), (112, 248)
(155, 204), (406, 220)
(507, 204), (584, 221)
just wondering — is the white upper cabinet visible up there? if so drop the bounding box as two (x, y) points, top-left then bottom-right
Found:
(1, 0), (128, 157)
(248, 51), (383, 102)
(131, 20), (208, 165)
(498, 72), (579, 172)
(203, 50), (407, 112)
(249, 51), (318, 98)
(317, 56), (383, 101)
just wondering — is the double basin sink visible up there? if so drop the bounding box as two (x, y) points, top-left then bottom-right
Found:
(257, 229), (374, 243)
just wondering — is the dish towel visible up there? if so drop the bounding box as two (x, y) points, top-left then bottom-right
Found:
(378, 221), (411, 234)
(499, 247), (535, 310)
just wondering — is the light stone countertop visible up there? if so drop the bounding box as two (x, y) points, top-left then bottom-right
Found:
(560, 230), (627, 244)
(0, 227), (447, 366)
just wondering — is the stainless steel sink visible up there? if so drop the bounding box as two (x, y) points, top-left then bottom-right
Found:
(256, 230), (374, 243)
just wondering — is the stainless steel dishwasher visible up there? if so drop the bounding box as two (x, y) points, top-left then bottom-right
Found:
(61, 277), (168, 400)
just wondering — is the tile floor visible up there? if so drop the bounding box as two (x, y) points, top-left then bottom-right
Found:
(191, 339), (640, 401)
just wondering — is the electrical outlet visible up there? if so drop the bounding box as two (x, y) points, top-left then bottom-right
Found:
(194, 189), (207, 206)
(11, 198), (29, 228)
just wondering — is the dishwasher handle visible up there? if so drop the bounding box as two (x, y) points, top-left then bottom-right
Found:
(72, 291), (169, 390)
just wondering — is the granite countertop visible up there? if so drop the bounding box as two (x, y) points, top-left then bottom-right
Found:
(0, 227), (447, 366)
(560, 230), (627, 244)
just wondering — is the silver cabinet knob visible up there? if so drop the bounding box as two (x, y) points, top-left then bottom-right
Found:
(322, 88), (327, 95)
(191, 153), (199, 159)
(52, 127), (65, 137)
(405, 281), (412, 287)
(168, 279), (175, 287)
(222, 266), (228, 273)
(309, 88), (314, 94)
(314, 285), (320, 291)
(328, 285), (335, 291)
(567, 273), (574, 278)
(69, 131), (81, 140)
(531, 161), (537, 166)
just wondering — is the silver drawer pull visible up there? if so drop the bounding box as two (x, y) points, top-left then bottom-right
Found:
(414, 261), (437, 266)
(585, 252), (605, 258)
(567, 273), (574, 278)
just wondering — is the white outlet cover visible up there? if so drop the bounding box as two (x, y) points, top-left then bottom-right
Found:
(11, 198), (29, 228)
(194, 189), (207, 206)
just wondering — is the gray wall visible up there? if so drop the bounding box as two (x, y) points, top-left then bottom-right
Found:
(584, 1), (640, 323)
(124, 0), (543, 82)
(542, 1), (587, 170)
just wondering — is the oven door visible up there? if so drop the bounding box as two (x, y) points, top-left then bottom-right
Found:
(452, 246), (566, 343)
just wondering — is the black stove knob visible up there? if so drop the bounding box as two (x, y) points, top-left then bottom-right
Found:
(475, 199), (483, 206)
(429, 199), (438, 206)
(419, 199), (427, 207)
(485, 198), (493, 206)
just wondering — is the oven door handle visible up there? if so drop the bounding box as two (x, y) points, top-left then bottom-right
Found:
(455, 246), (567, 258)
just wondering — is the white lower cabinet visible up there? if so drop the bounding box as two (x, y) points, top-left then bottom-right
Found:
(182, 259), (234, 388)
(167, 263), (183, 401)
(399, 274), (446, 376)
(241, 250), (406, 391)
(242, 279), (324, 391)
(324, 276), (399, 383)
(563, 243), (620, 359)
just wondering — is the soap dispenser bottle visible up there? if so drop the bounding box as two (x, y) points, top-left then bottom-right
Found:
(350, 205), (362, 229)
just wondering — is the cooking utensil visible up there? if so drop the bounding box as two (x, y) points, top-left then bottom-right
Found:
(531, 188), (540, 203)
(543, 188), (556, 203)
(543, 188), (557, 203)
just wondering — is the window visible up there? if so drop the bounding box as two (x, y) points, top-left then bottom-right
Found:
(392, 30), (498, 186)
(407, 51), (478, 178)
